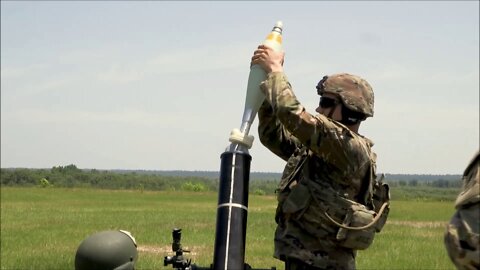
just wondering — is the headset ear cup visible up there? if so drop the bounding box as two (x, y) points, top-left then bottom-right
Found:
(340, 105), (365, 125)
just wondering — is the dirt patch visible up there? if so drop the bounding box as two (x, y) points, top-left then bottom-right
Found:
(138, 245), (199, 256)
(137, 245), (171, 254)
(388, 220), (447, 228)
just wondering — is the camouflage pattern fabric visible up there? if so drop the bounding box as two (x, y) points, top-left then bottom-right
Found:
(444, 151), (479, 270)
(258, 72), (378, 269)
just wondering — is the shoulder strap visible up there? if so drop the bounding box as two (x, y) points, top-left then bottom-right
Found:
(356, 163), (373, 206)
(356, 140), (376, 207)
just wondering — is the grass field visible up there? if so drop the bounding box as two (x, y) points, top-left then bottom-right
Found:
(1, 187), (456, 270)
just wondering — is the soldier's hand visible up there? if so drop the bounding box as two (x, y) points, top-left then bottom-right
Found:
(251, 44), (285, 73)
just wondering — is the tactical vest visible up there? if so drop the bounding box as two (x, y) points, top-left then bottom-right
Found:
(276, 146), (390, 250)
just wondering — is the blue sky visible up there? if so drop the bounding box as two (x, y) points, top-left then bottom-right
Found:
(1, 1), (478, 174)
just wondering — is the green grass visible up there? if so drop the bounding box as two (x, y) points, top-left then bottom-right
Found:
(1, 187), (457, 269)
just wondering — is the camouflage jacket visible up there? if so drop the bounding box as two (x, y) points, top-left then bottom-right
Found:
(258, 72), (376, 204)
(444, 151), (479, 270)
(258, 72), (378, 267)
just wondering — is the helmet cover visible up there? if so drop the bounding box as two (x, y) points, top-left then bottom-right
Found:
(316, 73), (374, 117)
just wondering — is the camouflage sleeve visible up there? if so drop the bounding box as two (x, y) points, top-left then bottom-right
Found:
(259, 72), (362, 166)
(455, 151), (480, 208)
(258, 98), (302, 161)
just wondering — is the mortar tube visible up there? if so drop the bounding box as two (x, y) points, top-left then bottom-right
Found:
(212, 143), (251, 270)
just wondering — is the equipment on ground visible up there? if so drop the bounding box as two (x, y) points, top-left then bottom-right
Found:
(75, 230), (138, 270)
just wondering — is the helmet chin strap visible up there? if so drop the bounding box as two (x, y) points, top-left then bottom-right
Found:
(327, 104), (338, 120)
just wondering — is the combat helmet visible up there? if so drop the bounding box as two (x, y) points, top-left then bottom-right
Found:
(316, 73), (374, 118)
(75, 230), (138, 270)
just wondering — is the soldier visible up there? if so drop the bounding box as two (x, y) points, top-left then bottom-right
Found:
(251, 44), (389, 270)
(444, 151), (479, 270)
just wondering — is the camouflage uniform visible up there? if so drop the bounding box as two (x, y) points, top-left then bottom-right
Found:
(258, 72), (379, 269)
(444, 151), (479, 270)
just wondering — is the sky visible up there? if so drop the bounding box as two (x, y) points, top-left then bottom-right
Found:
(1, 1), (479, 175)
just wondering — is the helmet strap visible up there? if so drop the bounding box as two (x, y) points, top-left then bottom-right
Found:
(327, 104), (337, 119)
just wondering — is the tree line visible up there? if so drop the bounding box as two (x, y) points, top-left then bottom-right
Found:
(0, 165), (279, 195)
(0, 165), (462, 199)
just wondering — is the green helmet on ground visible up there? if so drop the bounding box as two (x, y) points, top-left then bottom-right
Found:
(75, 230), (138, 270)
(316, 73), (375, 118)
